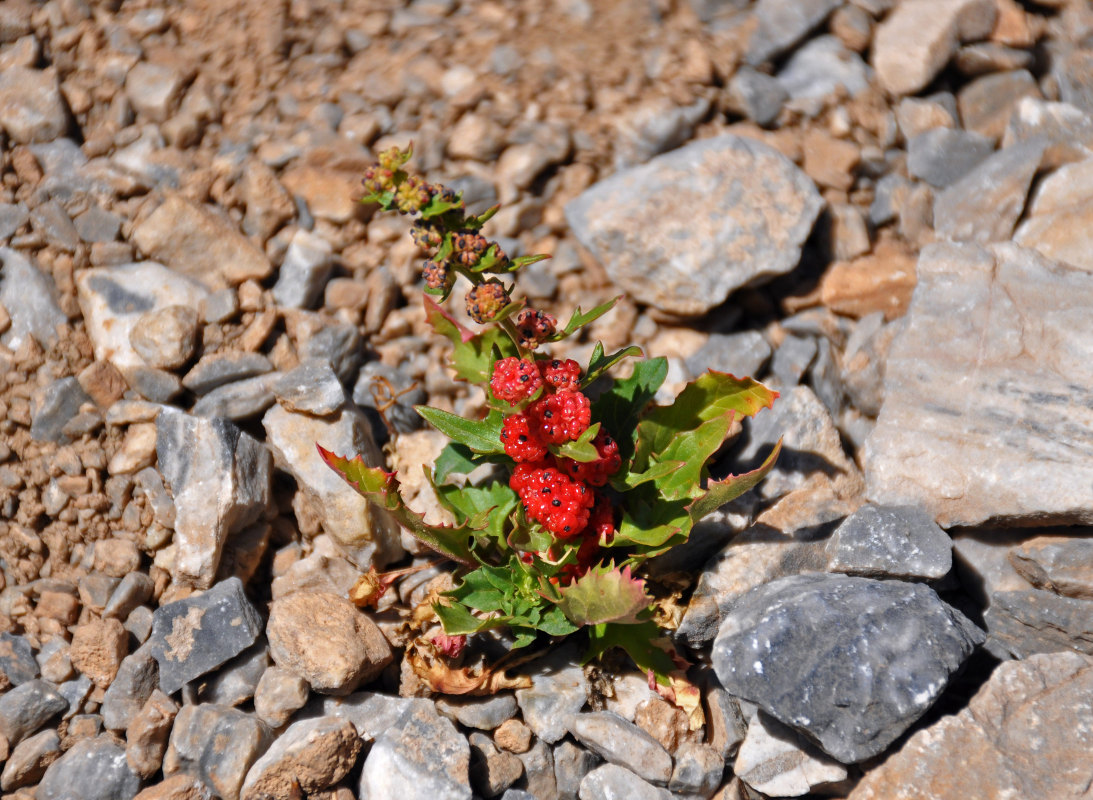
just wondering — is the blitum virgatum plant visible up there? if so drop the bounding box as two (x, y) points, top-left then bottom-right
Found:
(320, 146), (781, 697)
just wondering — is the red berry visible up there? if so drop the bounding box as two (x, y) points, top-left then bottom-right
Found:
(490, 357), (543, 404)
(510, 464), (593, 537)
(560, 431), (622, 486)
(514, 308), (557, 349)
(500, 414), (548, 462)
(528, 392), (591, 444)
(537, 358), (582, 392)
(587, 491), (616, 541)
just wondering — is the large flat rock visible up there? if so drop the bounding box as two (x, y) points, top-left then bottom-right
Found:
(864, 242), (1093, 527)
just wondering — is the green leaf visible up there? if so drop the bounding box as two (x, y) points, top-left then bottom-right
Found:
(636, 412), (735, 501)
(585, 621), (677, 684)
(591, 358), (668, 462)
(433, 443), (482, 483)
(434, 600), (506, 635)
(424, 295), (518, 383)
(317, 445), (478, 565)
(420, 191), (464, 219)
(619, 459), (686, 489)
(613, 492), (692, 550)
(583, 344), (644, 388)
(469, 204), (500, 229)
(549, 422), (601, 463)
(554, 562), (652, 626)
(538, 605), (580, 637)
(510, 253), (551, 271)
(550, 297), (620, 341)
(688, 438), (783, 522)
(416, 406), (506, 455)
(430, 474), (518, 545)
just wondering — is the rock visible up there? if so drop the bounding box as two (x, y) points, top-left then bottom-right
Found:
(468, 731), (524, 797)
(565, 135), (823, 316)
(74, 204), (124, 243)
(132, 194), (272, 290)
(297, 322), (362, 384)
(1, 728), (61, 791)
(125, 689), (178, 779)
(578, 764), (672, 800)
(274, 359), (345, 415)
(819, 241), (917, 321)
(933, 138), (1044, 245)
(358, 702), (472, 800)
(315, 692), (425, 741)
(270, 540), (363, 600)
(1013, 155), (1093, 272)
(896, 94), (959, 139)
(712, 573), (984, 763)
(516, 737), (557, 799)
(133, 773), (214, 800)
(108, 423), (159, 475)
(745, 0), (842, 66)
(777, 36), (871, 105)
(872, 0), (997, 96)
(241, 716), (361, 800)
(31, 199), (80, 251)
(182, 351), (273, 394)
(0, 633), (38, 685)
(0, 679), (68, 746)
(239, 160), (295, 241)
(495, 121), (571, 195)
(864, 242), (1093, 527)
(127, 367), (184, 403)
(200, 638), (270, 707)
(164, 704), (271, 800)
(668, 742), (724, 798)
(126, 62), (187, 122)
(75, 261), (209, 372)
(0, 66), (69, 143)
(436, 694), (519, 730)
(447, 112), (505, 161)
(156, 411), (271, 586)
(955, 42), (1033, 75)
(1009, 535), (1093, 599)
(30, 377), (95, 444)
(685, 331), (771, 382)
(705, 682), (747, 762)
(727, 66), (787, 128)
(267, 591), (393, 695)
(906, 128), (994, 188)
(0, 248), (66, 350)
(514, 644), (589, 744)
(768, 333), (817, 388)
(569, 712), (672, 785)
(146, 577), (264, 694)
(985, 589), (1093, 658)
(1002, 97), (1093, 168)
(353, 360), (427, 435)
(254, 666), (310, 728)
(37, 735), (142, 800)
(733, 711), (848, 796)
(613, 96), (710, 169)
(826, 504), (952, 579)
(282, 166), (363, 224)
(848, 651), (1093, 800)
(129, 306), (200, 370)
(262, 401), (403, 569)
(801, 128), (860, 192)
(553, 739), (599, 799)
(957, 69), (1040, 142)
(191, 373), (279, 420)
(69, 617), (127, 688)
(1054, 45), (1093, 116)
(57, 674), (93, 719)
(272, 229), (334, 309)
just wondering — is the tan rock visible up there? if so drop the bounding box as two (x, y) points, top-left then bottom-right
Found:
(238, 159), (295, 241)
(240, 716), (361, 800)
(35, 591), (80, 625)
(494, 719), (533, 754)
(267, 591), (393, 694)
(990, 0), (1035, 47)
(108, 423), (159, 475)
(69, 617), (128, 687)
(133, 773), (214, 800)
(820, 240), (917, 320)
(801, 129), (859, 192)
(94, 538), (142, 578)
(281, 166), (362, 223)
(126, 690), (179, 779)
(77, 360), (129, 410)
(1014, 156), (1093, 273)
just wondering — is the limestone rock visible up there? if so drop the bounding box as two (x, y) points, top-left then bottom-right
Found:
(826, 504), (953, 579)
(164, 704), (271, 800)
(0, 66), (69, 143)
(241, 716), (361, 800)
(1014, 156), (1093, 273)
(734, 711), (847, 796)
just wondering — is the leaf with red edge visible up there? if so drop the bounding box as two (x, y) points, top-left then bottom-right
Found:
(687, 437), (783, 523)
(424, 295), (519, 383)
(317, 445), (479, 565)
(554, 562), (652, 626)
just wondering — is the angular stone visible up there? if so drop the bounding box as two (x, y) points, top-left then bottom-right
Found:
(1009, 535), (1093, 599)
(906, 128), (994, 188)
(297, 322), (362, 384)
(125, 61), (186, 122)
(745, 0), (842, 66)
(0, 679), (67, 747)
(69, 616), (128, 688)
(274, 359), (345, 415)
(565, 135), (822, 316)
(1, 728), (61, 791)
(200, 638), (270, 707)
(316, 692), (425, 741)
(254, 665), (310, 728)
(515, 737), (556, 799)
(132, 194), (272, 290)
(182, 351), (273, 394)
(957, 69), (1040, 142)
(1002, 97), (1093, 168)
(74, 204), (124, 244)
(553, 739), (599, 800)
(281, 166), (363, 224)
(31, 199), (79, 251)
(872, 0), (997, 96)
(613, 96), (710, 169)
(933, 138), (1045, 244)
(768, 333), (817, 388)
(191, 373), (279, 420)
(1014, 156), (1093, 272)
(272, 229), (334, 309)
(819, 242), (917, 321)
(156, 410), (271, 586)
(578, 764), (672, 800)
(101, 647), (159, 732)
(129, 305), (200, 370)
(668, 742), (724, 797)
(239, 159), (295, 241)
(0, 66), (68, 143)
(848, 651), (1093, 800)
(514, 644), (589, 744)
(37, 735), (142, 800)
(569, 712), (672, 785)
(955, 42), (1033, 76)
(734, 711), (847, 796)
(468, 731), (524, 797)
(712, 573), (984, 763)
(146, 577), (264, 694)
(985, 589), (1093, 658)
(125, 689), (178, 779)
(826, 504), (953, 579)
(436, 694), (518, 731)
(0, 632), (38, 685)
(263, 402), (402, 569)
(241, 716), (361, 800)
(777, 35), (871, 104)
(133, 773), (214, 800)
(164, 704), (271, 800)
(30, 377), (94, 444)
(864, 242), (1093, 527)
(0, 247), (66, 350)
(684, 331), (771, 383)
(353, 360), (427, 434)
(727, 67), (787, 128)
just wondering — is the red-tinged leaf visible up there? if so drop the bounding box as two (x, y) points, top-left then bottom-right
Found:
(687, 437), (783, 523)
(425, 294), (475, 344)
(424, 296), (519, 384)
(317, 445), (478, 565)
(554, 562), (652, 626)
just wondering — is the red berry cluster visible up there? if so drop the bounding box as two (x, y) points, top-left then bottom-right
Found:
(493, 356), (622, 580)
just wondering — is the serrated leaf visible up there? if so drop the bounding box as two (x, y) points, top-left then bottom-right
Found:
(433, 443), (482, 483)
(584, 621), (677, 685)
(424, 295), (519, 383)
(317, 445), (478, 565)
(555, 563), (652, 625)
(583, 344), (644, 388)
(687, 438), (783, 522)
(539, 605), (580, 637)
(549, 297), (620, 341)
(433, 600), (504, 635)
(636, 412), (736, 501)
(591, 358), (668, 462)
(431, 474), (518, 545)
(549, 422), (601, 463)
(416, 406), (506, 455)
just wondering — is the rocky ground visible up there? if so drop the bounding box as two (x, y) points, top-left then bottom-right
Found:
(2, 0), (1093, 798)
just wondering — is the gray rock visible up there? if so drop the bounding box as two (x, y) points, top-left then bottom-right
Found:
(316, 691), (424, 741)
(125, 366), (183, 403)
(777, 36), (872, 105)
(712, 573), (985, 763)
(1010, 536), (1093, 599)
(495, 121), (571, 195)
(827, 504), (952, 579)
(125, 61), (186, 122)
(733, 711), (848, 796)
(907, 128), (994, 188)
(0, 679), (68, 747)
(57, 674), (93, 719)
(358, 702), (472, 800)
(30, 377), (93, 444)
(124, 605), (155, 644)
(0, 66), (69, 143)
(182, 351), (274, 394)
(254, 665), (310, 728)
(157, 410), (271, 586)
(201, 637), (270, 707)
(578, 764), (672, 800)
(955, 42), (1034, 77)
(515, 737), (556, 800)
(869, 172), (911, 227)
(864, 242), (1093, 527)
(468, 731), (524, 797)
(436, 694), (519, 730)
(1013, 155), (1093, 272)
(272, 229), (333, 309)
(353, 360), (427, 434)
(684, 331), (771, 383)
(164, 704), (272, 800)
(298, 322), (362, 384)
(957, 69), (1040, 142)
(100, 646), (159, 731)
(104, 572), (156, 620)
(191, 372), (279, 420)
(745, 0), (842, 66)
(1, 728), (61, 791)
(554, 739), (600, 800)
(1002, 97), (1093, 169)
(146, 577), (264, 694)
(0, 632), (39, 685)
(36, 735), (141, 800)
(241, 715), (361, 799)
(613, 96), (710, 169)
(933, 138), (1045, 244)
(568, 712), (672, 785)
(30, 200), (80, 252)
(275, 359), (345, 415)
(768, 333), (817, 389)
(727, 67), (787, 128)
(705, 682), (747, 761)
(514, 644), (589, 744)
(668, 742), (724, 798)
(202, 287), (240, 323)
(565, 135), (823, 316)
(74, 204), (123, 243)
(129, 305), (200, 370)
(895, 94), (959, 140)
(985, 589), (1093, 658)
(0, 247), (66, 350)
(0, 202), (29, 240)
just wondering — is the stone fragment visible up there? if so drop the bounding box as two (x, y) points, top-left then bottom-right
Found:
(516, 737), (557, 799)
(933, 138), (1044, 244)
(0, 66), (68, 143)
(30, 377), (94, 444)
(684, 331), (771, 382)
(1009, 536), (1093, 599)
(613, 96), (710, 169)
(514, 644), (589, 744)
(447, 112), (505, 161)
(896, 94), (959, 139)
(777, 36), (871, 105)
(727, 66), (787, 128)
(745, 0), (842, 66)
(769, 333), (817, 388)
(358, 702), (472, 800)
(191, 373), (279, 420)
(126, 61), (186, 122)
(1, 728), (61, 791)
(146, 577), (264, 694)
(802, 128), (860, 192)
(826, 504), (952, 579)
(957, 69), (1040, 142)
(263, 402), (402, 569)
(436, 694), (519, 731)
(734, 711), (848, 796)
(267, 591), (393, 695)
(848, 651), (1093, 800)
(274, 359), (345, 415)
(712, 573), (984, 763)
(1054, 45), (1093, 116)
(0, 250), (64, 351)
(108, 422), (159, 475)
(354, 361), (427, 434)
(864, 242), (1093, 526)
(1002, 97), (1093, 168)
(200, 638), (270, 707)
(239, 160), (295, 241)
(272, 229), (334, 309)
(156, 411), (271, 586)
(985, 589), (1093, 658)
(37, 735), (142, 800)
(578, 764), (672, 800)
(282, 166), (363, 224)
(565, 135), (822, 316)
(101, 647), (159, 731)
(316, 692), (426, 741)
(298, 321), (362, 384)
(74, 204), (123, 243)
(132, 195), (272, 290)
(241, 716), (361, 800)
(1013, 156), (1093, 272)
(31, 199), (79, 251)
(0, 632), (39, 686)
(819, 240), (917, 321)
(182, 351), (273, 394)
(126, 689), (178, 778)
(133, 773), (214, 800)
(94, 538), (142, 578)
(872, 0), (997, 96)
(553, 739), (598, 799)
(955, 42), (1033, 76)
(568, 712), (672, 785)
(254, 665), (310, 728)
(129, 306), (200, 370)
(906, 128), (993, 187)
(495, 121), (570, 194)
(705, 683), (747, 761)
(164, 704), (271, 800)
(668, 742), (724, 798)
(69, 617), (128, 688)
(468, 731), (524, 797)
